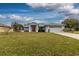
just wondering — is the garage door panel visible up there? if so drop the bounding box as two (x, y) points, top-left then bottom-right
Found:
(49, 28), (63, 32)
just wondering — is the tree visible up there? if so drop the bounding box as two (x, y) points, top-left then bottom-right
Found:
(62, 18), (78, 31)
(16, 24), (24, 31)
(11, 21), (24, 32)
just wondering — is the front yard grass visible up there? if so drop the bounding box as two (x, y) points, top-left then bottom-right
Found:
(0, 32), (79, 56)
(72, 31), (79, 34)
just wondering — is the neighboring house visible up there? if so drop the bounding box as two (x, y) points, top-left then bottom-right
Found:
(0, 24), (13, 32)
(0, 26), (12, 32)
(23, 22), (64, 32)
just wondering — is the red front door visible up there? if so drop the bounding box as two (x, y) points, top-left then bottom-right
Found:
(31, 25), (36, 32)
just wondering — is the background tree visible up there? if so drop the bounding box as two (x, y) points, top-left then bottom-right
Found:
(62, 18), (79, 31)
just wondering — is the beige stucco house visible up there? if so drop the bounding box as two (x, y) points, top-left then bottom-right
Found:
(0, 25), (13, 32)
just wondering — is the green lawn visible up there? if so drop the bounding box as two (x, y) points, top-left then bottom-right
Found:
(0, 32), (79, 56)
(73, 31), (79, 34)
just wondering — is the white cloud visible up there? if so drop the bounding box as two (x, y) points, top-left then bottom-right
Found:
(24, 17), (33, 21)
(27, 3), (79, 15)
(33, 20), (46, 23)
(59, 20), (64, 23)
(8, 14), (45, 23)
(9, 14), (33, 21)
(55, 20), (64, 24)
(69, 9), (79, 14)
(27, 3), (57, 8)
(27, 3), (74, 10)
(9, 14), (23, 20)
(59, 4), (74, 10)
(55, 16), (70, 23)
(0, 14), (6, 19)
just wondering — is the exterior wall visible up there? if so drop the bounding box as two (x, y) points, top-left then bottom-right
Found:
(24, 27), (29, 32)
(0, 27), (11, 32)
(24, 23), (64, 32)
(45, 26), (64, 32)
(49, 28), (63, 32)
(45, 26), (49, 32)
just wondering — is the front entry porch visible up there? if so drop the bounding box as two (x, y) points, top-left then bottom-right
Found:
(31, 25), (36, 32)
(28, 22), (38, 32)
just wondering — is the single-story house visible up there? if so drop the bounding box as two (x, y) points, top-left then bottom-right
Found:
(23, 22), (64, 32)
(0, 22), (64, 32)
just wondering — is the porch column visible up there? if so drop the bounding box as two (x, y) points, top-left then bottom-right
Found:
(36, 25), (38, 32)
(45, 26), (49, 32)
(29, 25), (31, 32)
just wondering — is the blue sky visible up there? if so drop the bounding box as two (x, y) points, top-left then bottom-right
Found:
(0, 3), (79, 25)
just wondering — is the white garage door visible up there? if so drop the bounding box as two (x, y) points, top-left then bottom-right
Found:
(49, 28), (63, 32)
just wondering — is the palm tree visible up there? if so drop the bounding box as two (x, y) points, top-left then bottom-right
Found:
(11, 21), (24, 32)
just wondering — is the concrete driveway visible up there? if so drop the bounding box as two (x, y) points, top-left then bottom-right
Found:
(53, 32), (79, 40)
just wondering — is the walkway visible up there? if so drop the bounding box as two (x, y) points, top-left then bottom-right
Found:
(53, 32), (79, 40)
